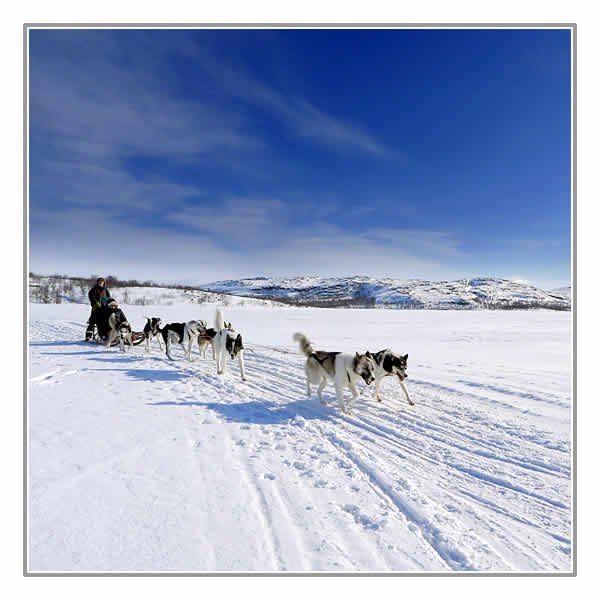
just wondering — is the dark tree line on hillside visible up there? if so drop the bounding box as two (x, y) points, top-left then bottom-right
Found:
(29, 272), (205, 292)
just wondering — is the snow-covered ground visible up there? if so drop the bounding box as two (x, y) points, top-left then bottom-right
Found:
(28, 304), (572, 572)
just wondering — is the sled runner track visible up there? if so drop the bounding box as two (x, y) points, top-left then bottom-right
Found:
(156, 343), (570, 520)
(314, 424), (470, 570)
(456, 486), (569, 548)
(341, 418), (566, 523)
(352, 403), (570, 481)
(29, 313), (572, 572)
(252, 345), (570, 462)
(225, 356), (559, 569)
(421, 395), (570, 456)
(246, 349), (570, 485)
(243, 349), (571, 558)
(309, 405), (569, 552)
(396, 407), (570, 478)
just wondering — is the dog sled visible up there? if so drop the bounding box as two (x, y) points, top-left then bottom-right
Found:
(86, 303), (145, 347)
(87, 325), (146, 347)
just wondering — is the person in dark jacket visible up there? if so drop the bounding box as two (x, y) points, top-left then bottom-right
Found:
(85, 277), (111, 340)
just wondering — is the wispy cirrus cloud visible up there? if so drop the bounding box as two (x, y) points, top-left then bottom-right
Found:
(183, 41), (391, 157)
(31, 160), (204, 212)
(29, 29), (392, 246)
(30, 203), (463, 284)
(362, 229), (462, 257)
(30, 42), (260, 163)
(167, 198), (288, 237)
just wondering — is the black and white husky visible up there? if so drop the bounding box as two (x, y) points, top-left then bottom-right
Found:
(370, 350), (414, 406)
(293, 333), (376, 414)
(106, 313), (133, 352)
(214, 309), (246, 381)
(161, 320), (205, 361)
(143, 317), (163, 352)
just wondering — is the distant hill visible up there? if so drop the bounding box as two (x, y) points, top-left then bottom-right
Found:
(549, 286), (571, 301)
(201, 276), (571, 310)
(29, 273), (571, 310)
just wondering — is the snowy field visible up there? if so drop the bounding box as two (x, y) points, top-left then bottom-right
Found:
(28, 304), (572, 573)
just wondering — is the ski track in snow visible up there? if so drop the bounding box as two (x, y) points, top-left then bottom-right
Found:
(28, 306), (572, 572)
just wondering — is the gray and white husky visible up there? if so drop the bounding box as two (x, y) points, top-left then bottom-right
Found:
(293, 333), (376, 414)
(107, 313), (133, 352)
(214, 309), (246, 381)
(370, 349), (414, 406)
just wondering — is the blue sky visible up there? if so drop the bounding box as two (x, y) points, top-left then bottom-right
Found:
(29, 28), (572, 288)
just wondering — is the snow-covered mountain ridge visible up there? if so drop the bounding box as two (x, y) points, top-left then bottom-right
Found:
(202, 276), (571, 310)
(29, 273), (571, 310)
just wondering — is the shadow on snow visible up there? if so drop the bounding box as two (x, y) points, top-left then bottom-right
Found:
(147, 398), (333, 425)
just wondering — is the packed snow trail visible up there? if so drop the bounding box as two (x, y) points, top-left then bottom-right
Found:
(28, 305), (572, 572)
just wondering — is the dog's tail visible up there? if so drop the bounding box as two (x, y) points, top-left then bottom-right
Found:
(215, 309), (225, 331)
(293, 332), (314, 357)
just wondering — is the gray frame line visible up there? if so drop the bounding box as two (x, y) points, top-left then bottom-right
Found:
(23, 21), (29, 581)
(23, 23), (576, 577)
(24, 22), (576, 27)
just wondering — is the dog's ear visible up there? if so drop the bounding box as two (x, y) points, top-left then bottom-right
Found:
(402, 354), (408, 361)
(235, 333), (244, 350)
(366, 350), (372, 358)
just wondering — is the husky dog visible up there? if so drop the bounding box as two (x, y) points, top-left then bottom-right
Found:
(293, 333), (376, 414)
(143, 317), (163, 352)
(370, 350), (414, 406)
(214, 309), (246, 381)
(161, 320), (204, 361)
(197, 324), (217, 360)
(106, 311), (133, 352)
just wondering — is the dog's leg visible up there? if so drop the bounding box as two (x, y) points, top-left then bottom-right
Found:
(374, 377), (382, 402)
(157, 334), (163, 351)
(145, 335), (150, 353)
(165, 336), (175, 361)
(317, 377), (327, 404)
(304, 364), (312, 398)
(186, 336), (193, 361)
(335, 380), (347, 414)
(238, 351), (247, 381)
(216, 343), (223, 375)
(400, 380), (415, 406)
(119, 336), (125, 352)
(348, 380), (360, 408)
(106, 330), (115, 348)
(333, 368), (348, 413)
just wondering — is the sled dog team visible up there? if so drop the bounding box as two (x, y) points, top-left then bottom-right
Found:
(110, 309), (413, 414)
